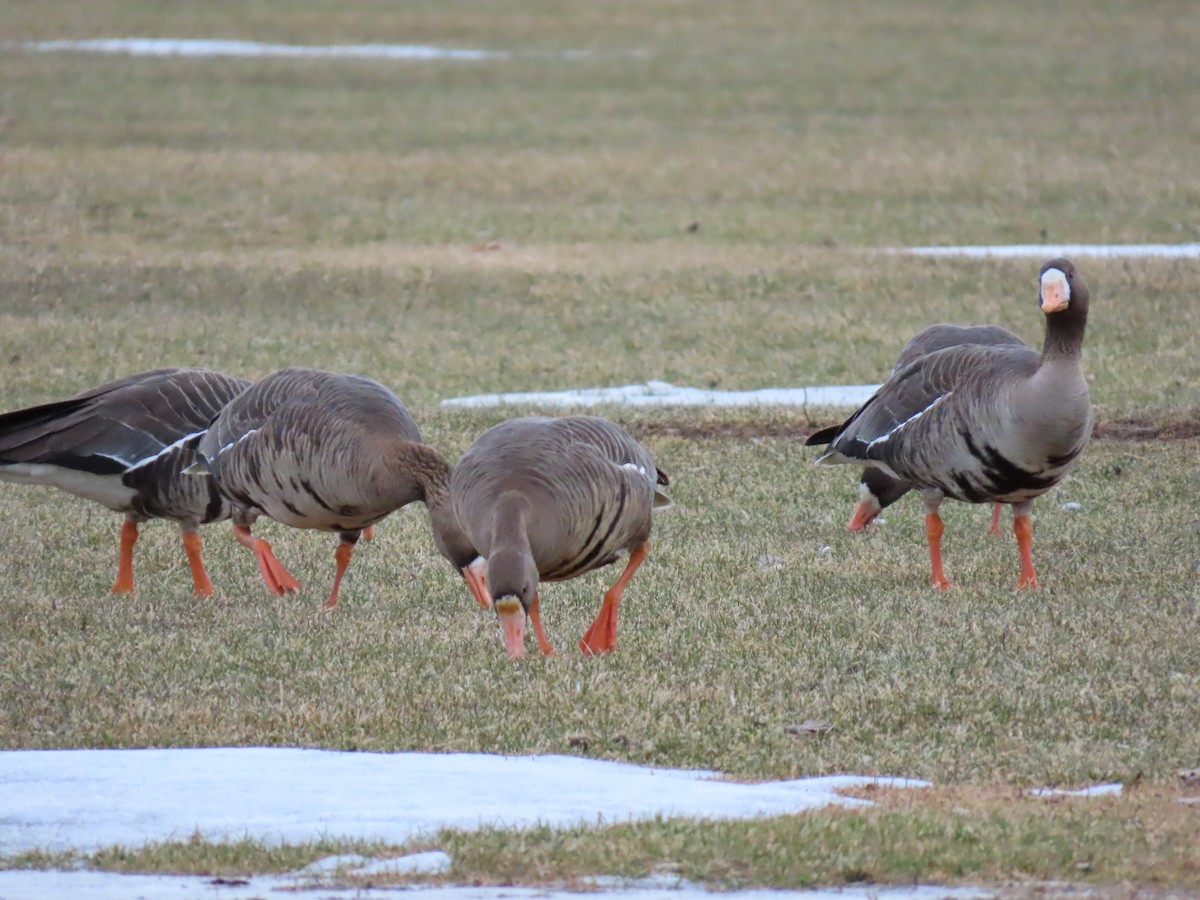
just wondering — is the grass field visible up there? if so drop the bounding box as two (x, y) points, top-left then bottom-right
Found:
(1, 0), (1199, 892)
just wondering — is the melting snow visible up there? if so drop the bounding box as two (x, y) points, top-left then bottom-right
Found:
(18, 38), (501, 60)
(14, 38), (631, 61)
(0, 871), (993, 900)
(899, 243), (1200, 259)
(0, 748), (962, 900)
(0, 748), (925, 855)
(441, 381), (880, 409)
(1028, 782), (1124, 798)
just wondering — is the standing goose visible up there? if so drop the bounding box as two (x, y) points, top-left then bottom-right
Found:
(807, 259), (1091, 589)
(192, 368), (483, 609)
(816, 324), (1028, 533)
(451, 415), (671, 659)
(0, 367), (251, 595)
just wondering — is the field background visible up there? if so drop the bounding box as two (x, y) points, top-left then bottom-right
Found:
(1, 0), (1199, 891)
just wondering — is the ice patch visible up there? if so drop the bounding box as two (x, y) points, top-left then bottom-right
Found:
(441, 381), (881, 409)
(18, 38), (508, 60)
(0, 871), (994, 900)
(1028, 782), (1124, 798)
(0, 748), (925, 856)
(15, 38), (641, 62)
(899, 244), (1200, 259)
(298, 850), (452, 877)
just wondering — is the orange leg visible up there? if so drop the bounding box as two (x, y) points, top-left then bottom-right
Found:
(925, 512), (950, 590)
(111, 519), (139, 594)
(182, 531), (214, 597)
(1014, 513), (1038, 588)
(233, 524), (300, 595)
(987, 503), (1003, 536)
(579, 541), (649, 655)
(529, 592), (555, 656)
(463, 557), (492, 609)
(362, 525), (375, 542)
(324, 541), (354, 608)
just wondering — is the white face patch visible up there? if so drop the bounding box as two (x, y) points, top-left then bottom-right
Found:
(1040, 268), (1070, 308)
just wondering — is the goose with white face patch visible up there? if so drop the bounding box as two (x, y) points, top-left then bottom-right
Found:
(450, 415), (671, 658)
(0, 368), (251, 595)
(814, 323), (1030, 534)
(806, 259), (1092, 589)
(191, 368), (483, 609)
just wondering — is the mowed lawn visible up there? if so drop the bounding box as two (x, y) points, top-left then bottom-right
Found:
(1, 0), (1198, 891)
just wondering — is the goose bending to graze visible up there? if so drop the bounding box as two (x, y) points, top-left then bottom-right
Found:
(807, 259), (1092, 589)
(812, 324), (1028, 533)
(451, 415), (671, 659)
(192, 368), (483, 609)
(0, 368), (251, 595)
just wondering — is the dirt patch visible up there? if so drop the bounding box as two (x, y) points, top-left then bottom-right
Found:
(1092, 412), (1200, 442)
(637, 410), (1200, 443)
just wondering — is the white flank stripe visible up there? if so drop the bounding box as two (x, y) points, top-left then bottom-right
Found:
(219, 428), (259, 456)
(867, 391), (952, 449)
(124, 430), (205, 473)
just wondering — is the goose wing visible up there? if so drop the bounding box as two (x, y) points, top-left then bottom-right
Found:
(0, 368), (249, 475)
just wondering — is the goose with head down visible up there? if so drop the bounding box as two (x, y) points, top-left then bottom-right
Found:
(192, 368), (484, 608)
(815, 323), (1029, 533)
(0, 367), (251, 595)
(807, 259), (1092, 589)
(450, 415), (671, 659)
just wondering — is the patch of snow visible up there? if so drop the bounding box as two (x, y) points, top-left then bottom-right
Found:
(1028, 782), (1123, 798)
(898, 244), (1200, 259)
(441, 381), (881, 409)
(1060, 502), (1082, 511)
(298, 850), (452, 876)
(0, 871), (994, 900)
(0, 748), (925, 856)
(18, 38), (507, 60)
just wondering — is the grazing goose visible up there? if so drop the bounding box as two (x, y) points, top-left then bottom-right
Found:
(807, 259), (1091, 589)
(0, 367), (251, 595)
(192, 368), (483, 609)
(827, 324), (1028, 533)
(450, 415), (671, 659)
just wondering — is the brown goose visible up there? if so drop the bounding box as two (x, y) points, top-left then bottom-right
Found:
(451, 415), (671, 659)
(825, 324), (1028, 533)
(807, 258), (1091, 589)
(0, 367), (251, 595)
(192, 368), (483, 608)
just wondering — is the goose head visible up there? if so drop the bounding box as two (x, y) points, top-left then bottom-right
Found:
(1039, 258), (1088, 315)
(486, 546), (540, 659)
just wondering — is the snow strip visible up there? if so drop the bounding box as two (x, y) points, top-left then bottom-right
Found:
(17, 38), (505, 60)
(0, 748), (925, 856)
(0, 872), (992, 900)
(14, 38), (641, 61)
(297, 850), (452, 876)
(441, 381), (881, 409)
(899, 243), (1200, 259)
(1028, 782), (1123, 798)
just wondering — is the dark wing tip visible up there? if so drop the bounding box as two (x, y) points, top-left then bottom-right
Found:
(655, 466), (670, 486)
(805, 424), (841, 446)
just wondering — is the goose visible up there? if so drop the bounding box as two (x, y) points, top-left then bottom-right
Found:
(806, 258), (1091, 589)
(450, 415), (671, 659)
(0, 367), (251, 595)
(191, 368), (483, 609)
(825, 324), (1028, 533)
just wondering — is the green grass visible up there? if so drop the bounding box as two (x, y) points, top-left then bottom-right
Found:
(1, 0), (1199, 891)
